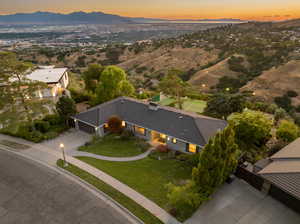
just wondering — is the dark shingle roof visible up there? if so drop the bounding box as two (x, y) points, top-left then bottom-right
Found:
(73, 97), (227, 146)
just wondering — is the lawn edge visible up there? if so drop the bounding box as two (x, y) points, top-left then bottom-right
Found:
(56, 159), (164, 224)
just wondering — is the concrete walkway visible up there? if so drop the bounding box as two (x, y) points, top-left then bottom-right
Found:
(0, 133), (180, 224)
(69, 148), (153, 161)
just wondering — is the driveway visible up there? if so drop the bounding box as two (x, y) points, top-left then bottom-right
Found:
(186, 178), (300, 224)
(0, 149), (133, 224)
(42, 129), (92, 153)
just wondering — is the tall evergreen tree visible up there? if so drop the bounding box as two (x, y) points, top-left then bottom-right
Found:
(192, 125), (239, 195)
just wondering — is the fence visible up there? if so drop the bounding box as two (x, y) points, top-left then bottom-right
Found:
(235, 166), (264, 191)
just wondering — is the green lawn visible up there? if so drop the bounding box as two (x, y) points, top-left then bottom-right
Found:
(77, 156), (192, 210)
(159, 97), (207, 113)
(56, 160), (163, 224)
(79, 134), (148, 157)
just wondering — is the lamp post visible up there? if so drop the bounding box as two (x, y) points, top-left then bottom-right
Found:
(60, 143), (68, 167)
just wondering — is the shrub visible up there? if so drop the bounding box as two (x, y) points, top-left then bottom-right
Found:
(286, 90), (298, 98)
(276, 120), (300, 143)
(120, 130), (134, 140)
(135, 140), (150, 152)
(296, 105), (300, 113)
(156, 144), (170, 153)
(34, 120), (50, 133)
(274, 108), (287, 122)
(274, 95), (292, 111)
(43, 114), (62, 126)
(107, 116), (123, 133)
(44, 131), (59, 140)
(176, 154), (199, 168)
(166, 180), (204, 221)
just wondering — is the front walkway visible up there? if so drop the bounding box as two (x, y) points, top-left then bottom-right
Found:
(0, 132), (180, 224)
(186, 178), (300, 224)
(69, 148), (154, 161)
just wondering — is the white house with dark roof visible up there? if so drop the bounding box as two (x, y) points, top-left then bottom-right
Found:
(72, 97), (227, 154)
(27, 66), (69, 98)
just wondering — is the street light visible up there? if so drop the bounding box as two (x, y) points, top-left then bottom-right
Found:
(60, 143), (68, 167)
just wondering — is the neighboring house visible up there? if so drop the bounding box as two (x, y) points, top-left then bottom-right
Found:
(72, 97), (227, 154)
(258, 138), (300, 213)
(26, 66), (69, 98)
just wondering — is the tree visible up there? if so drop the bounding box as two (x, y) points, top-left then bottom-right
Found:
(94, 66), (135, 104)
(107, 116), (123, 133)
(276, 120), (299, 143)
(56, 96), (76, 125)
(204, 93), (247, 119)
(159, 71), (189, 109)
(0, 52), (47, 127)
(228, 110), (273, 147)
(83, 64), (103, 92)
(192, 125), (239, 195)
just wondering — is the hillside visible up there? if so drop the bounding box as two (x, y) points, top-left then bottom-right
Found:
(119, 46), (219, 74)
(241, 60), (300, 105)
(189, 57), (242, 91)
(273, 19), (300, 28)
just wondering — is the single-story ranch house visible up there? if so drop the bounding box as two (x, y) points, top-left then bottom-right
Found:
(72, 97), (227, 154)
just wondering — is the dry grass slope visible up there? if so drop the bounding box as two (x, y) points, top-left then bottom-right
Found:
(241, 60), (300, 105)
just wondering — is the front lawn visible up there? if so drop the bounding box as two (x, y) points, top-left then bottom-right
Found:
(77, 156), (192, 211)
(79, 134), (149, 157)
(57, 160), (163, 224)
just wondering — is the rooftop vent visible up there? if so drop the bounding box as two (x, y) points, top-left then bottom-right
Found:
(149, 102), (159, 111)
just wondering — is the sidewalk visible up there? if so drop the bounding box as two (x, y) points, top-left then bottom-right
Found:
(69, 148), (153, 161)
(0, 133), (180, 224)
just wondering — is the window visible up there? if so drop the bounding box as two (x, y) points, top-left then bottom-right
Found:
(104, 123), (109, 133)
(135, 126), (146, 136)
(160, 134), (166, 139)
(122, 121), (126, 127)
(172, 138), (177, 144)
(189, 144), (197, 153)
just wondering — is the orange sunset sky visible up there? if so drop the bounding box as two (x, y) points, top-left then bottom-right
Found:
(1, 0), (300, 21)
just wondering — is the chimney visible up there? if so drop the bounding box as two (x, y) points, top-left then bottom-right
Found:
(149, 102), (159, 111)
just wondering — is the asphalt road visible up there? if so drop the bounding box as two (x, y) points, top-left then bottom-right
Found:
(0, 149), (133, 224)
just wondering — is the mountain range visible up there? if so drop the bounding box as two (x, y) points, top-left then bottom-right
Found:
(0, 11), (246, 25)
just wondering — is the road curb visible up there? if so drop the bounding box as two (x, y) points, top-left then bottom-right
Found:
(0, 146), (144, 224)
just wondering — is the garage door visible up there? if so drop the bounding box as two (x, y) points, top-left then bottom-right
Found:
(78, 121), (95, 134)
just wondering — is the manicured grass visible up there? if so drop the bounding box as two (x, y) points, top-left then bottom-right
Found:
(159, 97), (207, 113)
(182, 99), (207, 113)
(79, 134), (148, 157)
(57, 160), (163, 224)
(76, 156), (192, 210)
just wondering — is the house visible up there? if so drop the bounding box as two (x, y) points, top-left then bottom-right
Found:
(72, 97), (227, 153)
(258, 138), (300, 213)
(26, 66), (69, 98)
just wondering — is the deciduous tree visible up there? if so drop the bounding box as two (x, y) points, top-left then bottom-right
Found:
(159, 71), (188, 109)
(94, 66), (135, 104)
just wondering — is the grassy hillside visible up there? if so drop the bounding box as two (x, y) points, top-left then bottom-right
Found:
(241, 60), (300, 105)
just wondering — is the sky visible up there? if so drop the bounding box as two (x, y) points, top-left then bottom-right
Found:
(1, 0), (300, 21)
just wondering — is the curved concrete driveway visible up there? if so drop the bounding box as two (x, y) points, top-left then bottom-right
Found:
(0, 150), (133, 224)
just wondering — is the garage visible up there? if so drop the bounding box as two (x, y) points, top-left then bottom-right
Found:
(77, 120), (96, 134)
